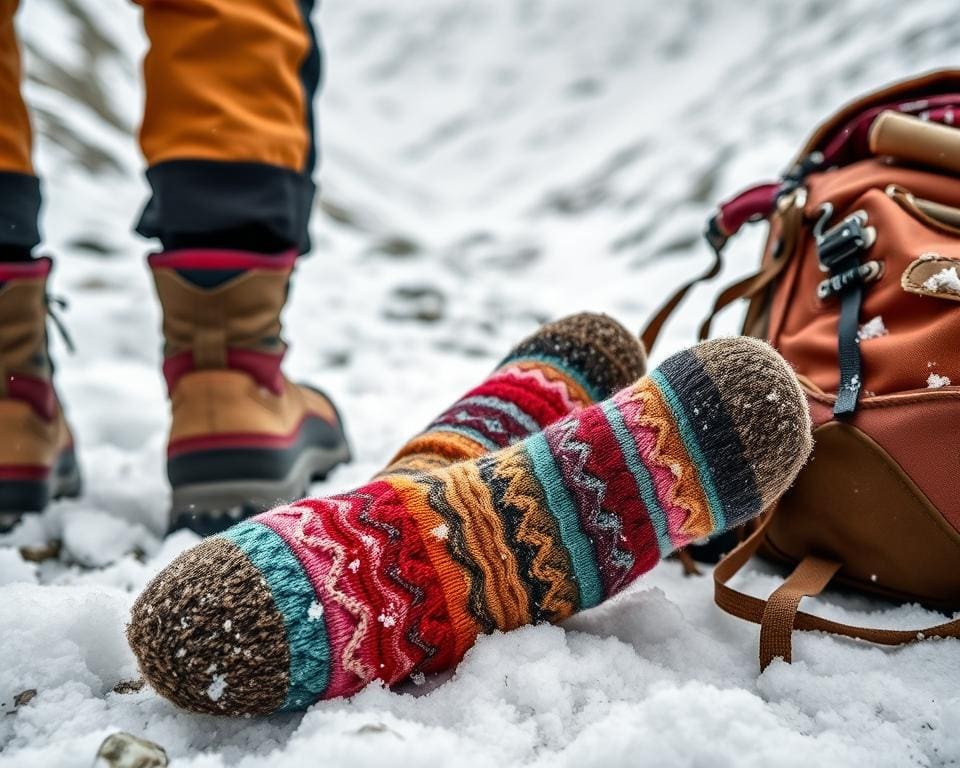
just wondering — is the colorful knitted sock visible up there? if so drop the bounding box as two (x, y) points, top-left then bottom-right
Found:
(380, 312), (647, 475)
(127, 337), (813, 715)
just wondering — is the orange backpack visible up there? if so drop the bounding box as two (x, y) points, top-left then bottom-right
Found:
(644, 70), (960, 669)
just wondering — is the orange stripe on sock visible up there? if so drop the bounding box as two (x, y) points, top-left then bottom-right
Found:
(443, 462), (531, 631)
(625, 383), (715, 540)
(384, 474), (480, 661)
(491, 444), (579, 622)
(382, 431), (487, 475)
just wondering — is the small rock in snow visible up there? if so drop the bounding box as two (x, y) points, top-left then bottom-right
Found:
(95, 732), (168, 768)
(111, 679), (145, 695)
(13, 689), (36, 708)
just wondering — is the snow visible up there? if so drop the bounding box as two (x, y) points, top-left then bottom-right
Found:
(2, 0), (960, 766)
(857, 316), (888, 341)
(927, 372), (952, 388)
(61, 509), (157, 569)
(0, 549), (38, 586)
(922, 266), (960, 296)
(206, 675), (228, 704)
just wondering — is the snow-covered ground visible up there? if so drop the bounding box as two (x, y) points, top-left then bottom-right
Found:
(2, 0), (960, 765)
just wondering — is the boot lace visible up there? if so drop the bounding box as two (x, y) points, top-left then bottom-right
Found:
(45, 294), (76, 354)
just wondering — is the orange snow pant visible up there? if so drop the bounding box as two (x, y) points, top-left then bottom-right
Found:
(0, 0), (321, 253)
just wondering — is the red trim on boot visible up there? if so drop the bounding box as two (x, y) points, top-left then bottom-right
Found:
(227, 349), (285, 394)
(162, 349), (285, 395)
(147, 248), (297, 271)
(166, 416), (314, 458)
(6, 374), (56, 421)
(0, 465), (49, 481)
(0, 255), (52, 281)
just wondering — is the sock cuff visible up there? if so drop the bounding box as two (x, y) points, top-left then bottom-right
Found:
(500, 313), (646, 401)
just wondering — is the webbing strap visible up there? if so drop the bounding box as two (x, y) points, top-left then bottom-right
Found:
(833, 277), (865, 415)
(697, 248), (793, 341)
(640, 238), (723, 354)
(813, 209), (873, 417)
(714, 515), (960, 671)
(759, 556), (840, 668)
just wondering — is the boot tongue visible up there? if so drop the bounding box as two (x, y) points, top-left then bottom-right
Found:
(173, 268), (247, 289)
(148, 248), (297, 290)
(0, 257), (55, 418)
(149, 249), (296, 394)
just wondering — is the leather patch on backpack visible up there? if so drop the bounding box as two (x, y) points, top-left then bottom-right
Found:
(902, 253), (960, 303)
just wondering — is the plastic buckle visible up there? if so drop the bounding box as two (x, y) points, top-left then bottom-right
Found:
(816, 260), (885, 300)
(814, 207), (876, 274)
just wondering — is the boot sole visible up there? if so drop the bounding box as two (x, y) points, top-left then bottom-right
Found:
(0, 448), (83, 533)
(168, 431), (351, 536)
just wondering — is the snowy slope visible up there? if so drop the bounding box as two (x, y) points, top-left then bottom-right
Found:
(2, 0), (960, 765)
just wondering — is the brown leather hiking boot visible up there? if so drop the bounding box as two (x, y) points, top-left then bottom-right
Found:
(0, 258), (81, 530)
(150, 249), (350, 534)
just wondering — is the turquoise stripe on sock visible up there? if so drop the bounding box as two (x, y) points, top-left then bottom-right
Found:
(223, 521), (332, 711)
(525, 431), (603, 608)
(600, 399), (673, 557)
(650, 371), (727, 532)
(502, 354), (605, 403)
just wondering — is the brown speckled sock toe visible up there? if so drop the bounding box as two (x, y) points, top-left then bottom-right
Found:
(127, 537), (290, 715)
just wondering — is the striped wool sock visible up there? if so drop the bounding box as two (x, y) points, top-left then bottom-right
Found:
(380, 312), (647, 475)
(127, 337), (812, 715)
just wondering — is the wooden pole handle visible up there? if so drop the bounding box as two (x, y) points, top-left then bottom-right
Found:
(869, 110), (960, 176)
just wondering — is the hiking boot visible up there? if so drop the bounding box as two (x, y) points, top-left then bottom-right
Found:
(150, 249), (350, 535)
(0, 258), (81, 531)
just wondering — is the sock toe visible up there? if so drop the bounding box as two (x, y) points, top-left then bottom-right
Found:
(503, 312), (647, 400)
(127, 534), (295, 715)
(653, 336), (813, 521)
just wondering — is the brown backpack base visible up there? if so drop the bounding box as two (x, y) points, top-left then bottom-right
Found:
(715, 420), (960, 669)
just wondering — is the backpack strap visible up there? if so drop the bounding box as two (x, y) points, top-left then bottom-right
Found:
(640, 239), (723, 353)
(697, 187), (807, 341)
(696, 245), (792, 342)
(641, 182), (782, 353)
(759, 555), (840, 668)
(714, 514), (960, 670)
